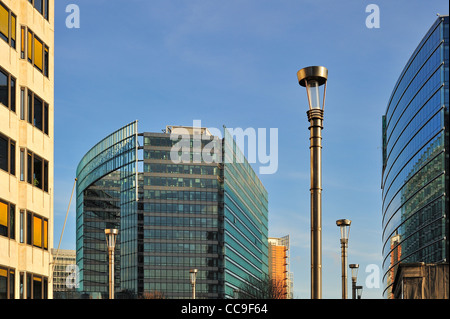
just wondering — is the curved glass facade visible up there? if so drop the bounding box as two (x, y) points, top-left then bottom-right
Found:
(381, 16), (449, 299)
(76, 121), (138, 296)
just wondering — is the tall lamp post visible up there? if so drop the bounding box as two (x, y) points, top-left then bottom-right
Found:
(336, 219), (351, 299)
(105, 228), (119, 299)
(349, 263), (359, 299)
(297, 66), (328, 299)
(190, 269), (198, 299)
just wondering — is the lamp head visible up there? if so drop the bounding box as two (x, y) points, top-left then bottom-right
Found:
(336, 219), (351, 241)
(297, 66), (328, 110)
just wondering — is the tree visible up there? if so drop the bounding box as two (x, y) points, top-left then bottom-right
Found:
(236, 274), (286, 299)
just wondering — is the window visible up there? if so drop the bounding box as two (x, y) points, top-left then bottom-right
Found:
(25, 272), (48, 299)
(0, 1), (16, 48)
(0, 67), (16, 112)
(21, 27), (50, 77)
(23, 88), (50, 135)
(0, 266), (15, 299)
(23, 149), (49, 192)
(0, 133), (16, 176)
(0, 199), (15, 239)
(28, 0), (49, 21)
(25, 211), (48, 250)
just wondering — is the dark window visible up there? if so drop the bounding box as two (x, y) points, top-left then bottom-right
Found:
(10, 77), (15, 112)
(27, 91), (32, 124)
(44, 103), (48, 135)
(0, 69), (7, 107)
(27, 152), (32, 184)
(9, 140), (15, 176)
(0, 134), (15, 175)
(34, 0), (43, 14)
(33, 95), (43, 131)
(43, 161), (48, 192)
(33, 155), (42, 189)
(26, 212), (32, 245)
(0, 135), (7, 172)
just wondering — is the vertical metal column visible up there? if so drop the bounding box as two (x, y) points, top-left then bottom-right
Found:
(307, 108), (324, 300)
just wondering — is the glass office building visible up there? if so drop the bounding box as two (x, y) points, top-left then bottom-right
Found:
(381, 15), (449, 299)
(76, 122), (269, 298)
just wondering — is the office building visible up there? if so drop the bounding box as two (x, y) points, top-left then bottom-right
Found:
(75, 121), (268, 299)
(0, 0), (54, 299)
(268, 236), (293, 299)
(381, 15), (449, 299)
(51, 249), (77, 295)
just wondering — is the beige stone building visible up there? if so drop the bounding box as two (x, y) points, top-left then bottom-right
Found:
(0, 0), (54, 299)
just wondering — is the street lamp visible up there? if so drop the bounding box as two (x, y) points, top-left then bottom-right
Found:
(190, 269), (198, 299)
(297, 66), (328, 299)
(356, 285), (363, 299)
(349, 263), (359, 299)
(105, 228), (119, 299)
(336, 219), (351, 299)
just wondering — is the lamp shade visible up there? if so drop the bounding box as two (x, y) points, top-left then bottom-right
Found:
(349, 264), (359, 280)
(189, 269), (198, 285)
(336, 219), (351, 241)
(297, 66), (328, 110)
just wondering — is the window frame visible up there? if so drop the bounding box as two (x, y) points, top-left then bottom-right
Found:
(20, 26), (50, 78)
(21, 149), (49, 193)
(21, 87), (50, 136)
(0, 265), (15, 299)
(25, 210), (48, 250)
(0, 198), (15, 240)
(0, 132), (16, 176)
(0, 1), (16, 49)
(0, 66), (16, 113)
(27, 0), (50, 21)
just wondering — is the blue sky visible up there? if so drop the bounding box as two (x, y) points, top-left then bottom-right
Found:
(52, 0), (449, 299)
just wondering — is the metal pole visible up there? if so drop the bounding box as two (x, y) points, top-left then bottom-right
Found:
(340, 238), (348, 299)
(307, 108), (324, 299)
(109, 245), (114, 299)
(192, 283), (196, 299)
(352, 276), (356, 299)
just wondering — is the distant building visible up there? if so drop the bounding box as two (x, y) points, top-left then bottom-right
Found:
(381, 15), (449, 298)
(268, 236), (293, 299)
(75, 121), (268, 299)
(51, 249), (77, 293)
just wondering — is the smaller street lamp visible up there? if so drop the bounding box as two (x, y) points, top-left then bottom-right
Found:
(336, 219), (351, 299)
(190, 269), (198, 299)
(349, 263), (359, 299)
(105, 228), (119, 300)
(356, 285), (363, 299)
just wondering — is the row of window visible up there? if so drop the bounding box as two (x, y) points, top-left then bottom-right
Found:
(143, 176), (219, 189)
(0, 198), (48, 249)
(0, 266), (48, 299)
(144, 163), (218, 176)
(1, 68), (50, 136)
(1, 1), (51, 77)
(144, 216), (219, 228)
(142, 190), (219, 202)
(144, 242), (220, 254)
(142, 202), (219, 215)
(144, 256), (220, 268)
(144, 229), (218, 241)
(144, 269), (220, 281)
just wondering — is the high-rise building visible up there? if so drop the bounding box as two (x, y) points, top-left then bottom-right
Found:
(0, 0), (54, 299)
(75, 121), (268, 299)
(381, 15), (449, 299)
(268, 236), (293, 299)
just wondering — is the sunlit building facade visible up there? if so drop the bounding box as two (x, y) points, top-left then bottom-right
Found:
(0, 0), (54, 299)
(76, 122), (268, 299)
(268, 236), (293, 299)
(381, 15), (449, 299)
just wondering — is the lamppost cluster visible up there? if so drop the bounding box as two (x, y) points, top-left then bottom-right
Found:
(297, 66), (362, 300)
